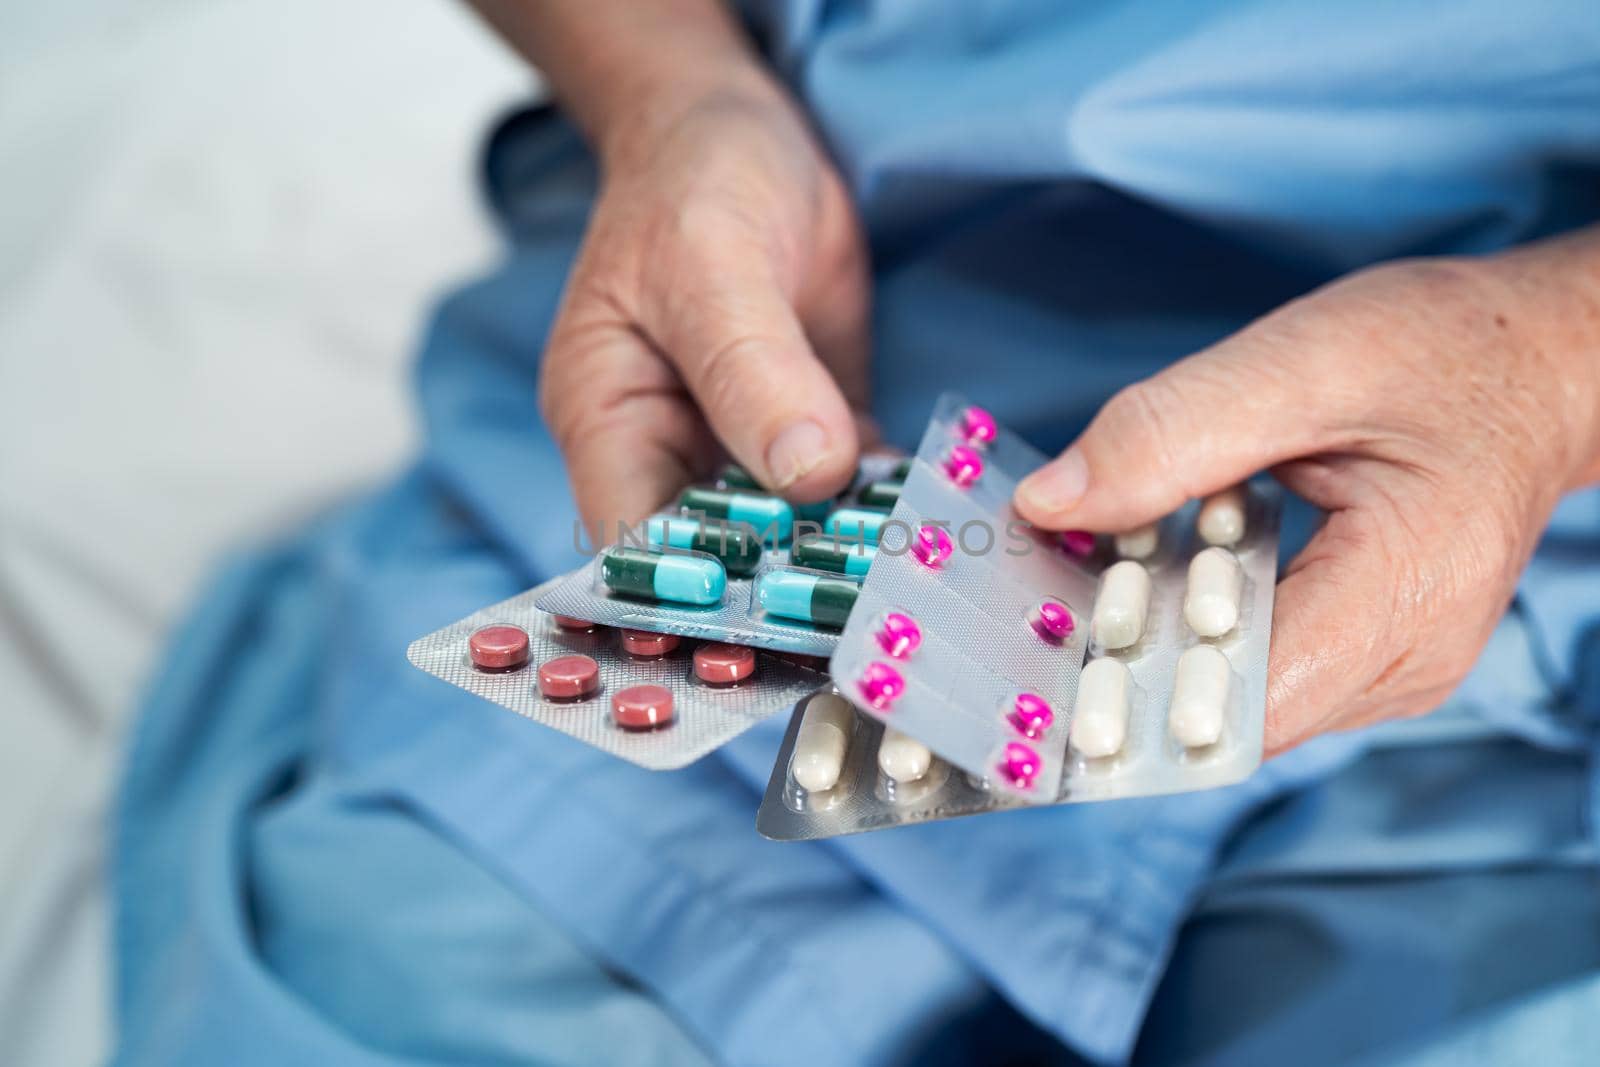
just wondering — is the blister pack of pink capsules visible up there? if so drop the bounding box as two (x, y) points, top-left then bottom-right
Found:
(407, 578), (828, 769)
(534, 457), (901, 657)
(757, 393), (1282, 839)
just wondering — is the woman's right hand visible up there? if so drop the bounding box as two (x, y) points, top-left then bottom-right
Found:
(536, 71), (871, 536)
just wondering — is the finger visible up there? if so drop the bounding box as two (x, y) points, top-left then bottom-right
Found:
(1014, 328), (1344, 532)
(642, 237), (860, 504)
(541, 307), (716, 538)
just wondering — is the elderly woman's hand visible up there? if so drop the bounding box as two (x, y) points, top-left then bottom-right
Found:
(1015, 233), (1600, 753)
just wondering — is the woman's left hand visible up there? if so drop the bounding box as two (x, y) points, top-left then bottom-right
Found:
(1014, 232), (1600, 754)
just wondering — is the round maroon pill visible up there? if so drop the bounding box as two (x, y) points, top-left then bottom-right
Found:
(693, 642), (757, 685)
(469, 624), (529, 671)
(621, 629), (680, 658)
(537, 654), (600, 700)
(612, 684), (675, 730)
(552, 614), (600, 632)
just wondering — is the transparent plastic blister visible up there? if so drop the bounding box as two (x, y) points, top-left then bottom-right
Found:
(534, 457), (897, 656)
(759, 394), (1282, 838)
(407, 578), (828, 769)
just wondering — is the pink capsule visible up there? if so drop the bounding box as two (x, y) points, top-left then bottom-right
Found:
(911, 524), (954, 569)
(1058, 529), (1096, 558)
(876, 613), (923, 659)
(857, 661), (906, 711)
(1009, 693), (1054, 739)
(998, 742), (1042, 789)
(959, 405), (997, 446)
(1029, 598), (1076, 644)
(942, 445), (984, 487)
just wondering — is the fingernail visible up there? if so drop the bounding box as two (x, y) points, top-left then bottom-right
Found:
(1018, 447), (1089, 515)
(766, 419), (830, 489)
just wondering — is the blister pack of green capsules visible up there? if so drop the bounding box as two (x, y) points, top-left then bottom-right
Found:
(534, 456), (901, 656)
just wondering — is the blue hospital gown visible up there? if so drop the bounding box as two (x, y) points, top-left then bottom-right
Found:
(114, 2), (1600, 1064)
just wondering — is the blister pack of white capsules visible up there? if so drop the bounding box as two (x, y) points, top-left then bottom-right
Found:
(757, 393), (1282, 838)
(407, 577), (829, 769)
(535, 456), (902, 656)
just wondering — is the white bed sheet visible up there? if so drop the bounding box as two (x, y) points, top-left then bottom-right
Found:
(0, 3), (533, 1063)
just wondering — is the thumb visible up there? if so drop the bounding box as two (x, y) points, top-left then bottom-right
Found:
(1013, 337), (1330, 531)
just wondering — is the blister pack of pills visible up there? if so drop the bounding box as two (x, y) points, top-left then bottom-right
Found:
(534, 457), (900, 656)
(757, 393), (1282, 836)
(407, 577), (829, 769)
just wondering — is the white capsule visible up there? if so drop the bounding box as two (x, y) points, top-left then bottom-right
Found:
(1114, 522), (1160, 560)
(1197, 485), (1248, 546)
(877, 727), (933, 783)
(1070, 657), (1132, 758)
(790, 692), (855, 792)
(1091, 560), (1151, 650)
(1169, 644), (1232, 748)
(1184, 546), (1244, 637)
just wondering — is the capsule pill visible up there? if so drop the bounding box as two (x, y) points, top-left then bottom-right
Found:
(877, 727), (933, 784)
(1185, 547), (1244, 637)
(791, 692), (855, 792)
(823, 507), (887, 545)
(645, 515), (762, 577)
(600, 547), (726, 607)
(791, 537), (876, 578)
(1071, 657), (1132, 758)
(1114, 522), (1159, 560)
(679, 486), (795, 544)
(756, 569), (859, 630)
(1091, 560), (1151, 650)
(1197, 486), (1247, 546)
(1169, 644), (1231, 749)
(857, 480), (902, 509)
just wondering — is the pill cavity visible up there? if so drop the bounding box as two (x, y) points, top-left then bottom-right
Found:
(1029, 598), (1076, 644)
(756, 569), (859, 630)
(1071, 657), (1132, 758)
(538, 654), (601, 700)
(998, 742), (1042, 789)
(469, 624), (529, 671)
(1185, 547), (1244, 637)
(1091, 560), (1151, 650)
(823, 507), (887, 545)
(1058, 529), (1096, 558)
(645, 515), (762, 577)
(942, 445), (984, 487)
(1197, 486), (1248, 546)
(678, 486), (796, 545)
(1114, 522), (1159, 560)
(791, 692), (855, 792)
(693, 642), (756, 686)
(620, 628), (680, 658)
(960, 405), (998, 446)
(858, 661), (906, 710)
(911, 524), (954, 569)
(601, 547), (726, 606)
(876, 612), (922, 659)
(1169, 644), (1231, 749)
(1008, 692), (1054, 739)
(878, 727), (934, 783)
(791, 537), (876, 577)
(611, 684), (674, 730)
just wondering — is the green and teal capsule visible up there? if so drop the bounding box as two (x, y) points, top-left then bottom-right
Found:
(645, 516), (762, 577)
(823, 507), (887, 544)
(892, 458), (913, 480)
(679, 487), (795, 545)
(791, 537), (876, 578)
(715, 463), (760, 490)
(756, 569), (859, 630)
(857, 480), (902, 509)
(600, 547), (726, 606)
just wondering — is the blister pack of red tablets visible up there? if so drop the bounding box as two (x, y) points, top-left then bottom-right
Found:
(757, 394), (1282, 839)
(407, 578), (827, 769)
